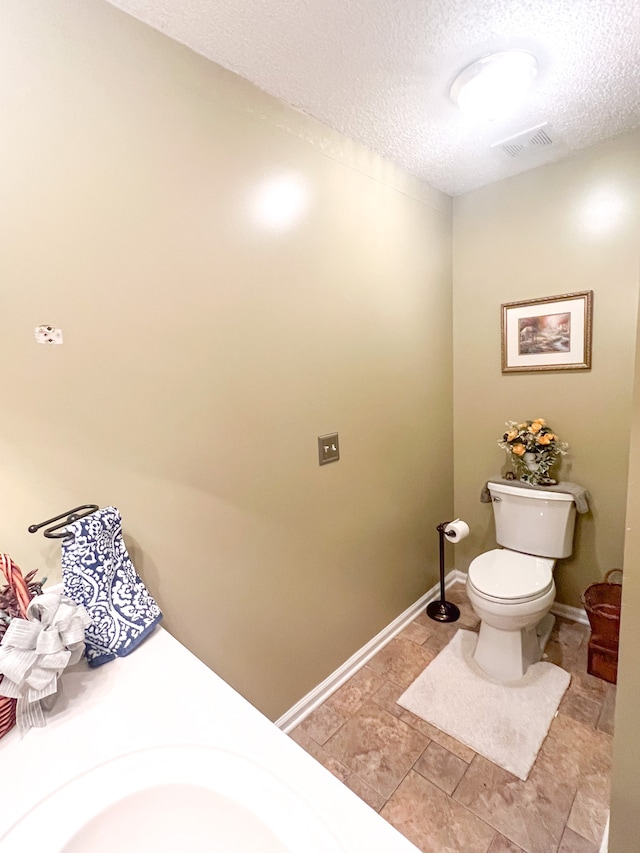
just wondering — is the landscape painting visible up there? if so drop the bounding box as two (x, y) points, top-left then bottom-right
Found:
(518, 312), (571, 354)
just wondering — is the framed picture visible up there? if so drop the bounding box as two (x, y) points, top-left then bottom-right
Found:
(501, 290), (593, 373)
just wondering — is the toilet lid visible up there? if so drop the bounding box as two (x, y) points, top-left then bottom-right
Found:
(468, 549), (554, 601)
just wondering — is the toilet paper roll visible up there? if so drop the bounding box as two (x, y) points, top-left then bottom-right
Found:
(443, 519), (470, 543)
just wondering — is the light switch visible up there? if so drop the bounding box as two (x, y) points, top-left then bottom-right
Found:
(318, 432), (340, 465)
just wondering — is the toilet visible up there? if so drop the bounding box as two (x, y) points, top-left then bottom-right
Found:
(466, 480), (577, 682)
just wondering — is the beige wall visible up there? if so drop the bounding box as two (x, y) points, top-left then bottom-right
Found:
(1, 0), (453, 720)
(452, 133), (640, 607)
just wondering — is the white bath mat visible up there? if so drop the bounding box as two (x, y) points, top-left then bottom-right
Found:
(397, 630), (570, 781)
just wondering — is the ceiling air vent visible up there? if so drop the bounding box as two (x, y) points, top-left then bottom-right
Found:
(491, 122), (567, 160)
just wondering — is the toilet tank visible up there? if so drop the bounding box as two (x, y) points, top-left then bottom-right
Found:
(488, 481), (577, 558)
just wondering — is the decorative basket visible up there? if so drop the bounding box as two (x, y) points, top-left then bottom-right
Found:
(582, 569), (622, 645)
(581, 568), (622, 684)
(0, 556), (34, 740)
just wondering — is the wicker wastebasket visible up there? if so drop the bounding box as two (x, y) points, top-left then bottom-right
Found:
(581, 569), (622, 684)
(0, 556), (33, 740)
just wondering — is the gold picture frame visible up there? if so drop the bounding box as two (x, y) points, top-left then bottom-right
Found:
(501, 291), (593, 373)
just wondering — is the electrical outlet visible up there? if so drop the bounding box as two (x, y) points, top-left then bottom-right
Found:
(318, 432), (339, 465)
(35, 325), (63, 345)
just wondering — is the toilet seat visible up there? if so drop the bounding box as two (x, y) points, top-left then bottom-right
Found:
(468, 549), (554, 603)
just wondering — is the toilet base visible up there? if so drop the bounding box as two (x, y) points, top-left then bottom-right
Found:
(473, 613), (556, 682)
(536, 612), (555, 652)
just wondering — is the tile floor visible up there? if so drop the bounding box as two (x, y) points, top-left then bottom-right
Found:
(289, 584), (614, 853)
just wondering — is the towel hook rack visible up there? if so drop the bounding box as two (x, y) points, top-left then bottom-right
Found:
(28, 505), (99, 541)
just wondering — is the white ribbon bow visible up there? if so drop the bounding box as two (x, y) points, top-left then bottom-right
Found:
(0, 593), (91, 734)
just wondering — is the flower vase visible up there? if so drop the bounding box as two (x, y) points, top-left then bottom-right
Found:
(520, 451), (544, 484)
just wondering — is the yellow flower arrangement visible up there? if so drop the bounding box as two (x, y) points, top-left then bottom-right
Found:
(498, 418), (568, 484)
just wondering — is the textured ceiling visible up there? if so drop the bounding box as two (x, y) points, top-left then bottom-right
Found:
(105, 0), (640, 196)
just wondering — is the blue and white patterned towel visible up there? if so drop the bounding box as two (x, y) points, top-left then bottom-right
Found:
(61, 506), (162, 668)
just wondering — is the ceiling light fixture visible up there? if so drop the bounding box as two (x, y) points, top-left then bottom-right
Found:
(450, 50), (538, 121)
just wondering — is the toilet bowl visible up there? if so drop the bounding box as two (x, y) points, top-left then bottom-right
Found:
(466, 549), (556, 681)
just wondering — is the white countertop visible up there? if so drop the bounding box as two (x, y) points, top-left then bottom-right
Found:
(0, 627), (420, 852)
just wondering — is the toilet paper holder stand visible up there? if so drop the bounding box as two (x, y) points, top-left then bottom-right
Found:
(426, 521), (461, 623)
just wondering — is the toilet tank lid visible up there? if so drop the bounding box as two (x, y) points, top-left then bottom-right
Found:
(487, 481), (575, 502)
(468, 549), (554, 599)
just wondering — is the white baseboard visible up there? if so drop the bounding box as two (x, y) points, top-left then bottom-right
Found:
(275, 570), (465, 732)
(599, 815), (609, 853)
(551, 600), (589, 626)
(276, 569), (589, 732)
